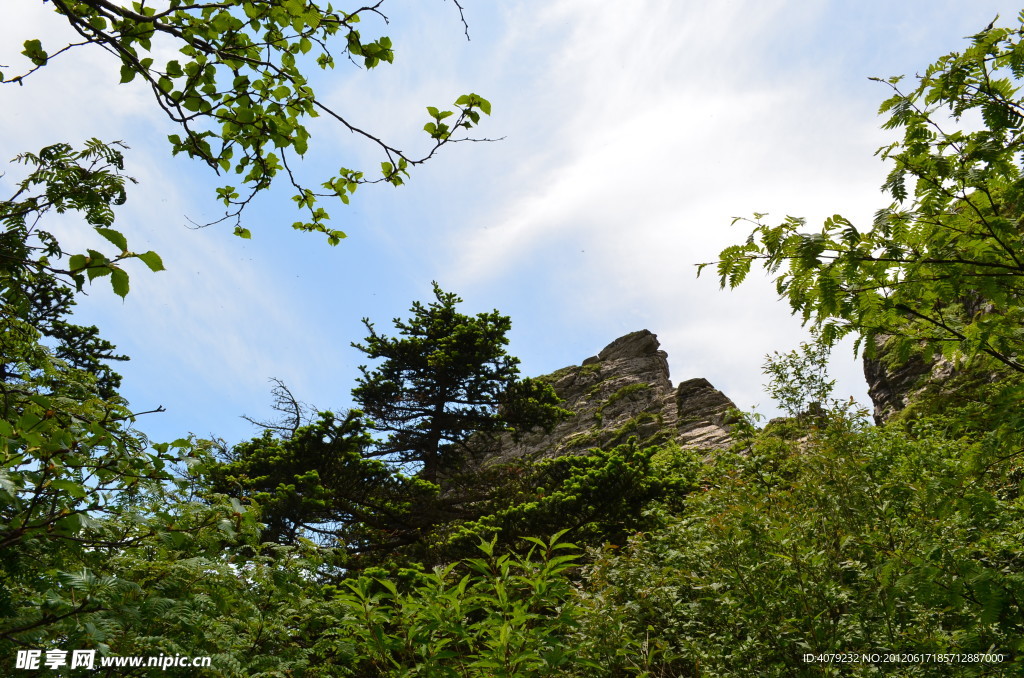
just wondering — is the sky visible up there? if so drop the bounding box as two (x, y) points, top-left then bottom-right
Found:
(2, 0), (1022, 445)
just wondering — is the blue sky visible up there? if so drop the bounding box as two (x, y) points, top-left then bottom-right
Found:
(2, 1), (1021, 445)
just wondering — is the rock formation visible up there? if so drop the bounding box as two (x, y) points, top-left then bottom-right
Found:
(863, 334), (1010, 424)
(862, 336), (938, 424)
(492, 330), (736, 462)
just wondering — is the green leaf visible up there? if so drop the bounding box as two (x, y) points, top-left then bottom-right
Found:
(96, 227), (128, 252)
(87, 265), (112, 281)
(10, 1), (494, 252)
(137, 251), (165, 272)
(234, 226), (252, 239)
(21, 39), (47, 66)
(50, 479), (88, 499)
(68, 254), (88, 273)
(110, 268), (130, 298)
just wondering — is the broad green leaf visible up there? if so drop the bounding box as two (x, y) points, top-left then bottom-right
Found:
(110, 268), (130, 297)
(137, 250), (165, 272)
(21, 39), (47, 66)
(87, 265), (112, 281)
(49, 479), (88, 499)
(68, 254), (88, 272)
(96, 227), (128, 252)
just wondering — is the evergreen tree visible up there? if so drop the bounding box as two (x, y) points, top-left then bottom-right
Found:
(352, 283), (568, 483)
(210, 286), (569, 568)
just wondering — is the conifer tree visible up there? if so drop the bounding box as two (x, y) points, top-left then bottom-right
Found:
(352, 283), (568, 483)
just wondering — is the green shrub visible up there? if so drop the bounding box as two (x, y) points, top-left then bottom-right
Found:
(316, 533), (590, 677)
(574, 405), (1024, 676)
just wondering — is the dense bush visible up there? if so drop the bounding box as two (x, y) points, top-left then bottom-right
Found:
(312, 533), (585, 677)
(573, 405), (1024, 676)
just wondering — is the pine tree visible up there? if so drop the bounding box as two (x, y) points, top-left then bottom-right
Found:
(352, 283), (568, 482)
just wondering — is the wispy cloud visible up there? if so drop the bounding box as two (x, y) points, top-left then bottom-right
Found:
(423, 1), (887, 411)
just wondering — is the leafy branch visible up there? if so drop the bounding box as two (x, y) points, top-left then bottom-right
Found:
(6, 0), (495, 242)
(703, 15), (1024, 372)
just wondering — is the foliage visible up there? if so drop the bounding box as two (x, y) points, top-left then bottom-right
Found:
(439, 440), (693, 558)
(12, 7), (1024, 676)
(208, 285), (570, 567)
(214, 288), (684, 569)
(7, 0), (492, 241)
(209, 408), (456, 571)
(212, 410), (687, 571)
(0, 301), (299, 672)
(1, 140), (164, 303)
(316, 532), (589, 677)
(13, 276), (129, 401)
(1, 142), (169, 649)
(0, 138), (320, 674)
(208, 410), (391, 546)
(0, 280), (331, 674)
(352, 282), (570, 483)
(762, 334), (836, 418)
(706, 13), (1024, 374)
(0, 141), (140, 399)
(575, 404), (1024, 676)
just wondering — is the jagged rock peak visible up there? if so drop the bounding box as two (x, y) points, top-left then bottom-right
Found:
(492, 330), (736, 462)
(591, 329), (664, 362)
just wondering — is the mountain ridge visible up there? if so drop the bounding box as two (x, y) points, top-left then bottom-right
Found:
(491, 329), (737, 463)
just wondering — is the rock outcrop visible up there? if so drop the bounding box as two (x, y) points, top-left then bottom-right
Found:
(492, 330), (736, 462)
(862, 336), (938, 424)
(863, 334), (1010, 424)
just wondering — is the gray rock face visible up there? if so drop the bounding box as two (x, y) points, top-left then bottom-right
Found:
(493, 330), (736, 461)
(864, 334), (1008, 425)
(862, 336), (936, 424)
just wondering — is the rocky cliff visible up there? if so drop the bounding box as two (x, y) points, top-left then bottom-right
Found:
(492, 330), (736, 462)
(863, 334), (1011, 424)
(863, 336), (939, 424)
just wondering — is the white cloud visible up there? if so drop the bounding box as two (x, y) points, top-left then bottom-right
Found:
(430, 0), (961, 414)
